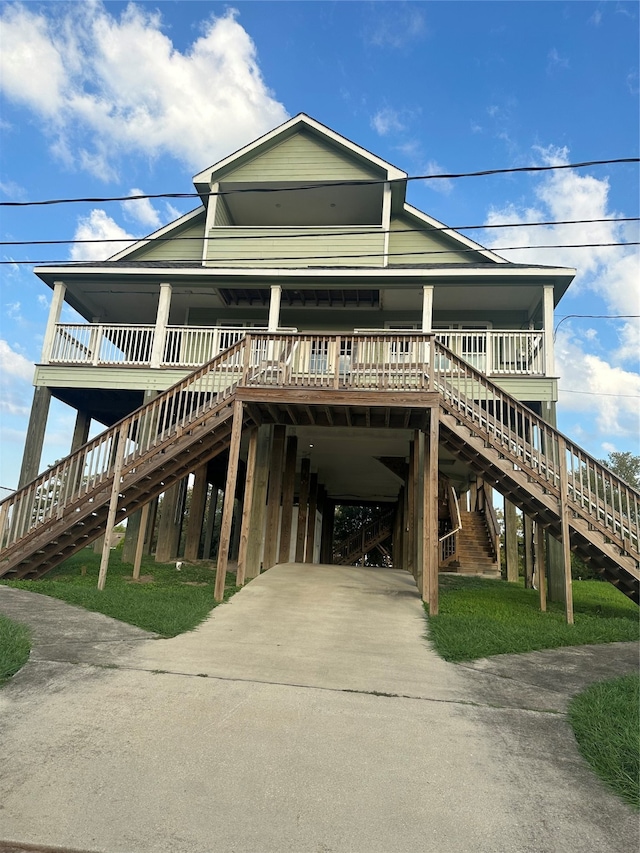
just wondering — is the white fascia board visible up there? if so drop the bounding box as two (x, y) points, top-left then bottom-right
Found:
(35, 264), (576, 284)
(192, 113), (407, 186)
(107, 206), (205, 262)
(402, 203), (508, 264)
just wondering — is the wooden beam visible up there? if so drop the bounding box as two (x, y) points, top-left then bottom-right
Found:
(407, 437), (416, 579)
(236, 426), (258, 587)
(263, 425), (286, 569)
(214, 399), (244, 601)
(535, 520), (547, 612)
(279, 434), (298, 563)
(295, 457), (311, 562)
(184, 464), (208, 561)
(305, 474), (319, 563)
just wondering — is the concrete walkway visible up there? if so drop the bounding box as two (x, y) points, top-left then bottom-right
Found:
(0, 565), (637, 853)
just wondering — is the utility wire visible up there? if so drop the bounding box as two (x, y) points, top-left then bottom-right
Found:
(1, 217), (637, 248)
(4, 240), (637, 266)
(555, 314), (640, 336)
(559, 388), (640, 398)
(1, 158), (638, 207)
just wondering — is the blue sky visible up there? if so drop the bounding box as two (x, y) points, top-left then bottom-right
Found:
(0, 0), (638, 491)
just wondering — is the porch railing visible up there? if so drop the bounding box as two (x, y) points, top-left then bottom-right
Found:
(46, 324), (547, 376)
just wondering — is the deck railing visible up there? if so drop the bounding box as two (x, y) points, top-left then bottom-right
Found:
(2, 332), (638, 569)
(46, 324), (546, 376)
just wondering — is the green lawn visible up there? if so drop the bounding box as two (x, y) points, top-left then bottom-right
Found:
(2, 549), (239, 637)
(0, 615), (30, 685)
(426, 576), (639, 662)
(569, 674), (640, 810)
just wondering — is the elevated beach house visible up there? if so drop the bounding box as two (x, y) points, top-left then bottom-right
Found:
(1, 115), (637, 615)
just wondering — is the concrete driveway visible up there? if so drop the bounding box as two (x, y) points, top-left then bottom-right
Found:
(0, 564), (637, 853)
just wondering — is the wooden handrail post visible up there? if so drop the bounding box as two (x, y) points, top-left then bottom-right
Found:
(132, 502), (150, 581)
(241, 334), (252, 385)
(428, 336), (436, 390)
(334, 335), (341, 389)
(214, 399), (244, 601)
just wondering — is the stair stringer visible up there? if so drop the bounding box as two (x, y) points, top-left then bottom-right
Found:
(0, 396), (244, 580)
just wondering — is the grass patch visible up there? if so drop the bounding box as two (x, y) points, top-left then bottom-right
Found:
(569, 674), (640, 810)
(1, 550), (239, 637)
(426, 576), (639, 662)
(0, 615), (31, 685)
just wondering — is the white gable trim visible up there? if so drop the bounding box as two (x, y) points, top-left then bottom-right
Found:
(401, 204), (508, 264)
(193, 114), (407, 186)
(107, 207), (205, 262)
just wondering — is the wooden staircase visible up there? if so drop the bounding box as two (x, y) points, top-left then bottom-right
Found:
(444, 510), (499, 576)
(0, 332), (638, 603)
(332, 510), (395, 565)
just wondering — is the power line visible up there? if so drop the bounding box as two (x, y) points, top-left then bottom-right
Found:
(1, 158), (638, 207)
(3, 240), (636, 266)
(559, 388), (640, 399)
(555, 314), (640, 336)
(1, 217), (637, 248)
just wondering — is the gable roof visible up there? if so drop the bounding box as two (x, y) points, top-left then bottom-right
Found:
(192, 113), (407, 190)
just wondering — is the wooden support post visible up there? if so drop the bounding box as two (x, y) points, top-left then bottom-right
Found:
(320, 494), (334, 563)
(424, 409), (439, 614)
(407, 438), (416, 578)
(558, 437), (574, 625)
(414, 431), (424, 592)
(18, 387), (52, 488)
(236, 427), (258, 586)
(203, 488), (218, 560)
(214, 400), (244, 601)
(184, 464), (208, 561)
(295, 458), (311, 562)
(245, 425), (272, 579)
(504, 499), (519, 582)
(305, 474), (318, 563)
(155, 480), (184, 563)
(98, 424), (128, 591)
(264, 425), (286, 569)
(132, 502), (150, 581)
(279, 434), (298, 563)
(535, 521), (547, 612)
(523, 513), (535, 589)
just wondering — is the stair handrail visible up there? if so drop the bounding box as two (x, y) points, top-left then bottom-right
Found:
(430, 337), (639, 561)
(0, 336), (249, 551)
(332, 509), (395, 562)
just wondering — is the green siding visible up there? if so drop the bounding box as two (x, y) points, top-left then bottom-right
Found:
(207, 226), (385, 267)
(220, 133), (383, 182)
(126, 214), (206, 262)
(388, 215), (478, 265)
(214, 197), (233, 226)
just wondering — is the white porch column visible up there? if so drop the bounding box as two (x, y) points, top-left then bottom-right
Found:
(543, 284), (555, 376)
(41, 281), (66, 364)
(150, 283), (172, 368)
(421, 285), (434, 332)
(382, 181), (392, 267)
(268, 284), (282, 332)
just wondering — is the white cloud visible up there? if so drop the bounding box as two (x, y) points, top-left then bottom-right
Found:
(556, 330), (640, 439)
(37, 294), (49, 309)
(547, 48), (569, 72)
(371, 107), (405, 137)
(6, 301), (22, 321)
(0, 339), (34, 416)
(483, 144), (640, 449)
(0, 3), (288, 179)
(70, 210), (135, 261)
(422, 160), (453, 195)
(121, 189), (162, 230)
(483, 144), (640, 366)
(589, 10), (602, 26)
(366, 6), (426, 48)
